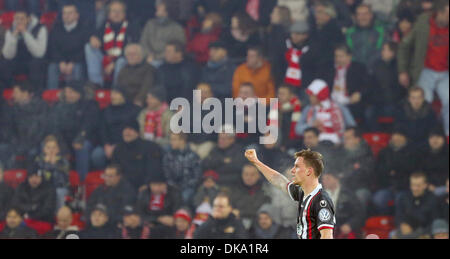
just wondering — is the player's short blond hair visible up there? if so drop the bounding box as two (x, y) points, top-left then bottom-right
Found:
(294, 149), (324, 178)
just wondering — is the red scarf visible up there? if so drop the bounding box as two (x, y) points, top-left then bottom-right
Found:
(102, 21), (128, 74)
(285, 40), (309, 87)
(121, 225), (151, 239)
(268, 96), (302, 140)
(143, 103), (168, 141)
(149, 193), (166, 211)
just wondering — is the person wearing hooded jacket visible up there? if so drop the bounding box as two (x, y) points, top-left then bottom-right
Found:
(248, 204), (295, 239)
(295, 79), (356, 145)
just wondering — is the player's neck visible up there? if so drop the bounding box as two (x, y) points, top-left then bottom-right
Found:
(302, 180), (320, 197)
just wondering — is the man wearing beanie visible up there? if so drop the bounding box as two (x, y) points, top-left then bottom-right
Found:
(51, 80), (102, 181)
(136, 172), (182, 228)
(111, 118), (164, 192)
(99, 88), (141, 165)
(164, 208), (197, 239)
(295, 79), (356, 145)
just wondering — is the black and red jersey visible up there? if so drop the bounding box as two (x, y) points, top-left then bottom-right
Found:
(286, 182), (336, 239)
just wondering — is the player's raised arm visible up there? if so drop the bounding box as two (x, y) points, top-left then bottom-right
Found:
(245, 149), (290, 194)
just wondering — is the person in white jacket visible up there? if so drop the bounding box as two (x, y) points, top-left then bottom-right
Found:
(0, 9), (47, 91)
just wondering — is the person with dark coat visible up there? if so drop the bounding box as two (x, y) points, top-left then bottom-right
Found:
(395, 172), (439, 238)
(193, 170), (221, 209)
(51, 81), (101, 181)
(0, 208), (38, 239)
(158, 41), (200, 103)
(111, 119), (164, 192)
(118, 205), (168, 239)
(194, 192), (248, 239)
(202, 126), (247, 188)
(43, 206), (79, 239)
(230, 164), (271, 228)
(86, 164), (136, 225)
(394, 87), (439, 147)
(416, 128), (449, 191)
(323, 171), (366, 239)
(46, 3), (90, 89)
(373, 129), (417, 215)
(136, 173), (182, 227)
(200, 41), (236, 100)
(3, 81), (50, 164)
(248, 204), (294, 239)
(79, 203), (120, 239)
(0, 165), (14, 221)
(98, 88), (141, 166)
(11, 166), (56, 223)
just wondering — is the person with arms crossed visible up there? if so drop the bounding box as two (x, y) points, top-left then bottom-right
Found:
(245, 149), (335, 239)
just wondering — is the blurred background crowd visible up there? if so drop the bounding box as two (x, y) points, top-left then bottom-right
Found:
(0, 0), (448, 239)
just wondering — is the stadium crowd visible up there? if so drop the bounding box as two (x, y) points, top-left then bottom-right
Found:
(0, 0), (448, 239)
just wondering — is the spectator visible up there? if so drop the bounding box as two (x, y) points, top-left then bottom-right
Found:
(11, 165), (56, 223)
(336, 127), (375, 206)
(188, 83), (218, 160)
(416, 127), (449, 194)
(47, 3), (89, 90)
(3, 81), (49, 165)
(193, 170), (220, 209)
(310, 1), (346, 86)
(140, 0), (186, 67)
(394, 172), (439, 239)
(277, 0), (309, 22)
(168, 208), (197, 239)
(202, 125), (247, 188)
(248, 204), (294, 239)
(85, 0), (140, 87)
(0, 9), (47, 91)
(345, 3), (386, 72)
(258, 134), (293, 173)
(111, 119), (164, 192)
(0, 207), (37, 239)
(79, 203), (119, 239)
(0, 164), (14, 221)
(201, 41), (236, 100)
(44, 206), (79, 239)
(394, 87), (438, 147)
(398, 0), (449, 136)
(220, 12), (261, 62)
(125, 0), (157, 27)
(232, 46), (276, 103)
(117, 44), (157, 107)
(34, 135), (70, 210)
(296, 79), (356, 145)
(322, 170), (365, 239)
(230, 163), (271, 229)
(99, 88), (141, 164)
(51, 81), (102, 182)
(137, 87), (173, 148)
(162, 0), (196, 24)
(87, 164), (136, 225)
(431, 219), (449, 239)
(186, 12), (223, 64)
(136, 173), (182, 228)
(158, 41), (200, 103)
(391, 9), (415, 43)
(373, 129), (417, 214)
(268, 85), (303, 150)
(163, 132), (202, 208)
(366, 41), (405, 131)
(193, 192), (249, 239)
(119, 205), (153, 239)
(265, 5), (292, 85)
(362, 0), (403, 26)
(301, 127), (340, 169)
(331, 44), (370, 125)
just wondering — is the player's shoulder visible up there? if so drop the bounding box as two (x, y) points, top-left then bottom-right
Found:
(316, 188), (335, 208)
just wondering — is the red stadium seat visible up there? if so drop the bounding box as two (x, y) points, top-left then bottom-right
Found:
(24, 218), (53, 236)
(42, 89), (61, 105)
(363, 133), (391, 158)
(84, 170), (104, 199)
(0, 11), (15, 29)
(3, 169), (27, 189)
(95, 90), (111, 109)
(40, 11), (58, 31)
(3, 88), (13, 102)
(362, 216), (395, 239)
(69, 170), (81, 188)
(71, 212), (85, 230)
(377, 117), (394, 124)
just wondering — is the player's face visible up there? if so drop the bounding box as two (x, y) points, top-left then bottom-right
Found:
(291, 157), (310, 185)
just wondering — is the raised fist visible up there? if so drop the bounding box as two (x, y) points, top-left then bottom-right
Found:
(245, 149), (259, 163)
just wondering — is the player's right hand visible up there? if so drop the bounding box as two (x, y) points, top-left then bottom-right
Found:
(245, 149), (259, 163)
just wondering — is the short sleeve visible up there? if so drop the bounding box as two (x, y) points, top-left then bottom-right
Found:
(286, 182), (300, 201)
(315, 197), (336, 231)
